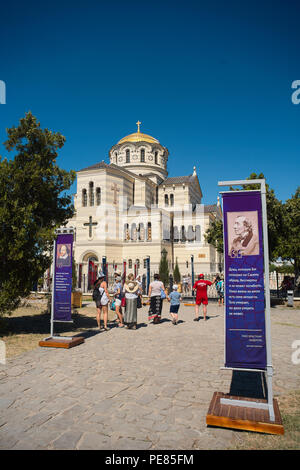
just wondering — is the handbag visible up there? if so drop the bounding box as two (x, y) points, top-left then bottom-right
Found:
(110, 300), (116, 311)
(160, 288), (166, 299)
(121, 297), (126, 307)
(137, 296), (142, 309)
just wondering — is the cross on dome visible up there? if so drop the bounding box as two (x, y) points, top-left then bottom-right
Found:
(136, 120), (141, 133)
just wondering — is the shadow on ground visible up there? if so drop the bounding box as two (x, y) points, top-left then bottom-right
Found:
(0, 310), (101, 336)
(229, 370), (267, 400)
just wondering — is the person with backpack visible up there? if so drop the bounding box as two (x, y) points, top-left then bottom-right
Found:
(93, 272), (111, 331)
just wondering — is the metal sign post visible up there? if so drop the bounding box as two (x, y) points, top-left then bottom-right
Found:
(218, 179), (275, 422)
(191, 254), (194, 298)
(39, 226), (84, 349)
(146, 256), (150, 295)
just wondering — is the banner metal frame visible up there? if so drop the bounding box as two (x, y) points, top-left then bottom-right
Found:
(218, 179), (274, 422)
(44, 226), (75, 342)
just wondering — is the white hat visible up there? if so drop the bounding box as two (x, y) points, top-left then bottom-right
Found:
(173, 284), (178, 290)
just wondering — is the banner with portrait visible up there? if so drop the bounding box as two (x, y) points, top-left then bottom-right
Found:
(222, 191), (266, 370)
(53, 233), (73, 322)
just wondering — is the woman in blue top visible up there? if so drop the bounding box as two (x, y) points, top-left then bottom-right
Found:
(167, 284), (182, 325)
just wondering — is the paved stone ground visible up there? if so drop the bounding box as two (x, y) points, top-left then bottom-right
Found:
(0, 302), (299, 450)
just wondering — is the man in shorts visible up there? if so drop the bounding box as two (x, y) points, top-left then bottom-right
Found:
(193, 274), (215, 321)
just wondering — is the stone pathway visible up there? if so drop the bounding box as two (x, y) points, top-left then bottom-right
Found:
(0, 302), (299, 450)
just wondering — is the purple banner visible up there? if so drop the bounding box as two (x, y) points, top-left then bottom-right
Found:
(53, 233), (73, 322)
(223, 191), (266, 370)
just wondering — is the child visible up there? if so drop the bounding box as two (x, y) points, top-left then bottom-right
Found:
(167, 285), (182, 325)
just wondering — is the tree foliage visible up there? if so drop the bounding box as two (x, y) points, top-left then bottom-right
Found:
(0, 112), (76, 316)
(159, 248), (169, 286)
(275, 187), (300, 283)
(204, 219), (223, 254)
(173, 258), (181, 284)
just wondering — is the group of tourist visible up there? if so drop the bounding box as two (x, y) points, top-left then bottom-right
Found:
(93, 270), (225, 331)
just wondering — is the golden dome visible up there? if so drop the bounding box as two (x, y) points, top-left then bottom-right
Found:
(118, 121), (159, 145)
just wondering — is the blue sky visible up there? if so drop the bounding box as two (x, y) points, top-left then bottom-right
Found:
(0, 0), (299, 204)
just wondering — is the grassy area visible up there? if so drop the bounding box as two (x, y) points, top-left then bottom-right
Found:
(231, 391), (300, 450)
(0, 303), (116, 359)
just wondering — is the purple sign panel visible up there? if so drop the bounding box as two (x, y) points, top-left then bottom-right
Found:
(53, 233), (73, 322)
(223, 191), (266, 370)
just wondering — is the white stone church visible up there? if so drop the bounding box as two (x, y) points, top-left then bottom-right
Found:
(67, 122), (222, 290)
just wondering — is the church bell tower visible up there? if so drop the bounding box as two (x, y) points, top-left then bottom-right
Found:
(109, 121), (169, 184)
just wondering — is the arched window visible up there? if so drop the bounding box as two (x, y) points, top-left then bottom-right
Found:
(170, 194), (174, 206)
(89, 182), (94, 206)
(128, 259), (132, 269)
(96, 187), (101, 206)
(82, 189), (87, 207)
(131, 223), (137, 241)
(195, 225), (201, 242)
(180, 226), (186, 243)
(155, 151), (158, 165)
(140, 148), (145, 162)
(173, 226), (179, 243)
(187, 225), (195, 242)
(124, 223), (130, 241)
(138, 223), (145, 241)
(126, 149), (130, 163)
(163, 223), (170, 241)
(136, 259), (140, 269)
(147, 222), (152, 241)
(165, 194), (169, 207)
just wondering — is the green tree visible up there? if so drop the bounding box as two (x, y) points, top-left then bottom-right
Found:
(173, 258), (181, 284)
(0, 112), (76, 316)
(159, 248), (169, 286)
(204, 173), (283, 261)
(204, 219), (223, 254)
(276, 187), (300, 284)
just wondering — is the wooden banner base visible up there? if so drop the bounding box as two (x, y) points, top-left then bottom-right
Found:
(206, 392), (284, 435)
(39, 336), (85, 349)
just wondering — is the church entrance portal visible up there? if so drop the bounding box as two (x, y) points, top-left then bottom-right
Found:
(88, 257), (98, 290)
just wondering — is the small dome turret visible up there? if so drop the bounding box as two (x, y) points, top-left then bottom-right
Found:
(109, 121), (169, 182)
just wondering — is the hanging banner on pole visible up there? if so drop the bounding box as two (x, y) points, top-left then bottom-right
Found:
(222, 190), (266, 370)
(53, 233), (73, 322)
(102, 256), (107, 283)
(146, 257), (150, 294)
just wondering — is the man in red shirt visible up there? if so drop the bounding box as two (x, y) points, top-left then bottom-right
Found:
(193, 274), (215, 321)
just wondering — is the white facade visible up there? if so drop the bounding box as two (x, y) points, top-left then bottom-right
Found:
(68, 125), (222, 291)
